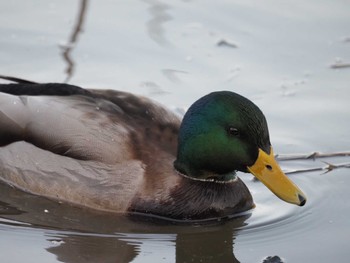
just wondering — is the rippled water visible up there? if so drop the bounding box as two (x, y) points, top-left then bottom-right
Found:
(1, 0), (350, 262)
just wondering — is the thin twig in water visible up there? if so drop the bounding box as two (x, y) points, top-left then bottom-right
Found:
(274, 151), (350, 176)
(284, 162), (350, 175)
(276, 151), (350, 161)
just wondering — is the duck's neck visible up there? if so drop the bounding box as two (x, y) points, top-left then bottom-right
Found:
(174, 161), (237, 183)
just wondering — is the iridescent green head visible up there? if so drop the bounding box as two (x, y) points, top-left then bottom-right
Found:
(174, 91), (270, 179)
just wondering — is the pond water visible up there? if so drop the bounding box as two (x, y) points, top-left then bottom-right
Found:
(1, 0), (350, 262)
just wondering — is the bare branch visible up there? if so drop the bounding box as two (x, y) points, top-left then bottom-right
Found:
(276, 151), (350, 161)
(284, 162), (350, 175)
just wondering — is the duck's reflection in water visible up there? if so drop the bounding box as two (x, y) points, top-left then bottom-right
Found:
(0, 182), (248, 263)
(47, 234), (137, 263)
(175, 224), (243, 263)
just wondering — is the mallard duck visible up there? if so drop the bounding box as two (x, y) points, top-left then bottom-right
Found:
(0, 76), (306, 220)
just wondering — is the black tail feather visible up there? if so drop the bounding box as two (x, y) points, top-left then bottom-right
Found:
(0, 75), (38, 84)
(0, 75), (92, 97)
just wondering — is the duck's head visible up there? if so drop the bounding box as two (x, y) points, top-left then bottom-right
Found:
(174, 91), (306, 206)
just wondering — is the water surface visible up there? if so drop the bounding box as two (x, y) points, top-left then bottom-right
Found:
(1, 0), (349, 262)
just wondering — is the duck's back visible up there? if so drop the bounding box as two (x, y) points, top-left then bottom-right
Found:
(0, 83), (181, 213)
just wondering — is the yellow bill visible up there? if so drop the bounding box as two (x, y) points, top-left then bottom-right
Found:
(248, 147), (306, 206)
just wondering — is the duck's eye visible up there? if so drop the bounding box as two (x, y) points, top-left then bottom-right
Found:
(227, 126), (240, 137)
